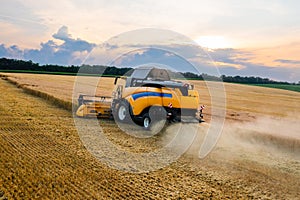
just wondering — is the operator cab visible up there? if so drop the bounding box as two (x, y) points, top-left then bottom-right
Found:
(125, 66), (192, 96)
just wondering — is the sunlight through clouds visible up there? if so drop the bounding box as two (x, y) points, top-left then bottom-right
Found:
(195, 36), (233, 49)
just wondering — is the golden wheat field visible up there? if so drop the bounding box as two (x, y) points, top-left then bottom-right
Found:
(0, 73), (299, 199)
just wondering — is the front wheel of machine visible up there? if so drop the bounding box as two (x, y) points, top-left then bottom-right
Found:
(116, 101), (130, 122)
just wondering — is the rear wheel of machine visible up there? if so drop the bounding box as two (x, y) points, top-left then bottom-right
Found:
(117, 101), (130, 122)
(142, 113), (151, 130)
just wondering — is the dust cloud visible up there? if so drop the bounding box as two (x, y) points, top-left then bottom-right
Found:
(180, 115), (300, 175)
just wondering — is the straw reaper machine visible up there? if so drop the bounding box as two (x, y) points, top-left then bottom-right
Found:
(76, 66), (204, 129)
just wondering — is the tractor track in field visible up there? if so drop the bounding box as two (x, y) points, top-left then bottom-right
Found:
(0, 78), (299, 199)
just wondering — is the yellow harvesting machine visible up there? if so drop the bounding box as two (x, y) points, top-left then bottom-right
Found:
(76, 66), (204, 129)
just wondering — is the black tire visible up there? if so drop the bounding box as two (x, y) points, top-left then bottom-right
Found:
(116, 101), (130, 122)
(149, 106), (166, 121)
(143, 106), (167, 130)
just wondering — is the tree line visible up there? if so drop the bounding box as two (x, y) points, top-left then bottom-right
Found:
(174, 71), (297, 85)
(0, 58), (131, 76)
(0, 57), (298, 85)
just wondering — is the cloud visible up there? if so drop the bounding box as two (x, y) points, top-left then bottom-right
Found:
(219, 63), (299, 82)
(274, 59), (300, 65)
(0, 44), (23, 59)
(0, 25), (95, 65)
(52, 26), (72, 41)
(110, 47), (199, 73)
(0, 0), (45, 28)
(207, 49), (299, 82)
(204, 48), (299, 82)
(108, 45), (300, 82)
(51, 25), (95, 53)
(207, 48), (255, 67)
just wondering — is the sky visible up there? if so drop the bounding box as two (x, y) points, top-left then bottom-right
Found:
(0, 0), (299, 82)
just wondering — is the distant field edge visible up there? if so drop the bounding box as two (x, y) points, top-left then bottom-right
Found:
(0, 70), (117, 77)
(248, 84), (300, 92)
(0, 74), (73, 111)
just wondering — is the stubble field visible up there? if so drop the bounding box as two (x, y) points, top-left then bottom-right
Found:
(0, 73), (299, 199)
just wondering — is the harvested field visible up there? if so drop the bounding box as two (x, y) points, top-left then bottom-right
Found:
(3, 73), (300, 120)
(0, 73), (299, 199)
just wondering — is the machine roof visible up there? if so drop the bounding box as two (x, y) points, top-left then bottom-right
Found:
(131, 66), (170, 81)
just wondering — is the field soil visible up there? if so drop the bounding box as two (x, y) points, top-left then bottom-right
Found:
(0, 73), (299, 199)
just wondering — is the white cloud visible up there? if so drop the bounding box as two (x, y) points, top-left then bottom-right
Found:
(52, 26), (72, 41)
(0, 26), (95, 65)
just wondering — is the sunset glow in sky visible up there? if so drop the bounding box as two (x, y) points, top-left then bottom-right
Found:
(0, 0), (299, 82)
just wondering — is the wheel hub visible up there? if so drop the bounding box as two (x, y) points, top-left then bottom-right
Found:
(118, 105), (126, 121)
